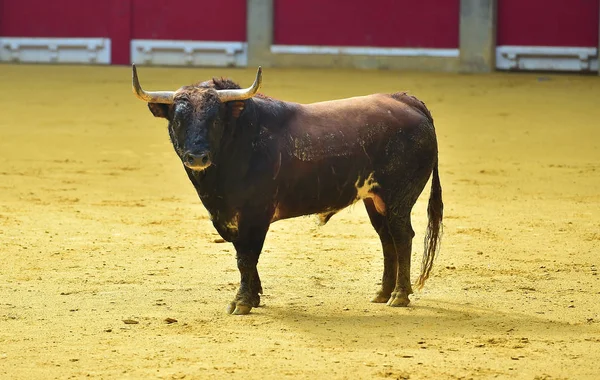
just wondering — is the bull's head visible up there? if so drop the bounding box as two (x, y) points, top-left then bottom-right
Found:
(131, 64), (262, 171)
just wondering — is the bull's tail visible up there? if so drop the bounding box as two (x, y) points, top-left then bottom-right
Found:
(415, 157), (443, 289)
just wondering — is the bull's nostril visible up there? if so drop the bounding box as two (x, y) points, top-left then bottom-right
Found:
(200, 154), (209, 165)
(184, 154), (195, 165)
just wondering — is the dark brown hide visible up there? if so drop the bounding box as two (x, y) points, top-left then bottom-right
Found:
(143, 76), (443, 315)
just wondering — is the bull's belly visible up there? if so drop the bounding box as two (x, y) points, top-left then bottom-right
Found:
(271, 198), (352, 224)
(271, 172), (386, 224)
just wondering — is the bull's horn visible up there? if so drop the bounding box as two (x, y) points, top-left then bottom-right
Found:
(216, 67), (262, 102)
(131, 64), (175, 104)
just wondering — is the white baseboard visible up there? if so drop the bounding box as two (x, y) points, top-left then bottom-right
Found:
(271, 44), (459, 58)
(0, 37), (111, 64)
(131, 40), (247, 67)
(496, 45), (598, 72)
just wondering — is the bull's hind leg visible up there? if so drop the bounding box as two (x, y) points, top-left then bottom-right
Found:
(386, 214), (415, 307)
(364, 199), (397, 303)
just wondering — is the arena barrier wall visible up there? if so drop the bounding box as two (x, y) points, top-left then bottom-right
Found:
(1, 0), (598, 74)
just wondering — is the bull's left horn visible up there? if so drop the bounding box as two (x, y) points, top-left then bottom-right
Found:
(216, 67), (262, 102)
(131, 64), (175, 104)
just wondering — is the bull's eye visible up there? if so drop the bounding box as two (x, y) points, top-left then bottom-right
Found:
(172, 111), (186, 131)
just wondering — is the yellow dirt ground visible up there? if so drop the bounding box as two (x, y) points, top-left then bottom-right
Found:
(0, 64), (599, 379)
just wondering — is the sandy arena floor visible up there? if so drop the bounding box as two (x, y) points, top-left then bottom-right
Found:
(0, 64), (599, 379)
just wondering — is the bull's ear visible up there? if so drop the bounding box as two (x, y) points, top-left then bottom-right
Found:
(231, 101), (245, 118)
(148, 103), (170, 119)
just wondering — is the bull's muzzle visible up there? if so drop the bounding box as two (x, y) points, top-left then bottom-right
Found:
(183, 151), (212, 171)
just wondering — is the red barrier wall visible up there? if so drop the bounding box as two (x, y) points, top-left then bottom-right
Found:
(110, 0), (133, 66)
(0, 0), (247, 65)
(131, 0), (246, 41)
(273, 0), (460, 49)
(0, 0), (111, 37)
(497, 0), (599, 47)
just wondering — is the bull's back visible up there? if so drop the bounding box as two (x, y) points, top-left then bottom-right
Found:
(282, 93), (432, 162)
(298, 93), (427, 131)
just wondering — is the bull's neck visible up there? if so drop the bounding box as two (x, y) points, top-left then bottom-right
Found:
(187, 97), (296, 211)
(249, 96), (299, 127)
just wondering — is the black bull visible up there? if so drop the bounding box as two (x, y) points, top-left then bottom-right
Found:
(131, 65), (443, 315)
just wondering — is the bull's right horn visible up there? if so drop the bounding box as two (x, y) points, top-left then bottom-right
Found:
(131, 64), (175, 104)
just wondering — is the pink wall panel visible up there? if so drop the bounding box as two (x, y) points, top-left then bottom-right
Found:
(109, 0), (133, 65)
(497, 0), (599, 47)
(0, 0), (247, 65)
(0, 0), (247, 42)
(0, 0), (111, 38)
(274, 0), (460, 49)
(131, 0), (247, 41)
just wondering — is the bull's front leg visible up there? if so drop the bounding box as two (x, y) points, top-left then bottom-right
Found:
(226, 217), (269, 315)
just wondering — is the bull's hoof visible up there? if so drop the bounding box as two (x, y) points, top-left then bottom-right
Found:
(386, 292), (410, 307)
(370, 291), (391, 303)
(226, 302), (252, 315)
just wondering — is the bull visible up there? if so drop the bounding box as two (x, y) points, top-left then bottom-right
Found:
(131, 65), (443, 315)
